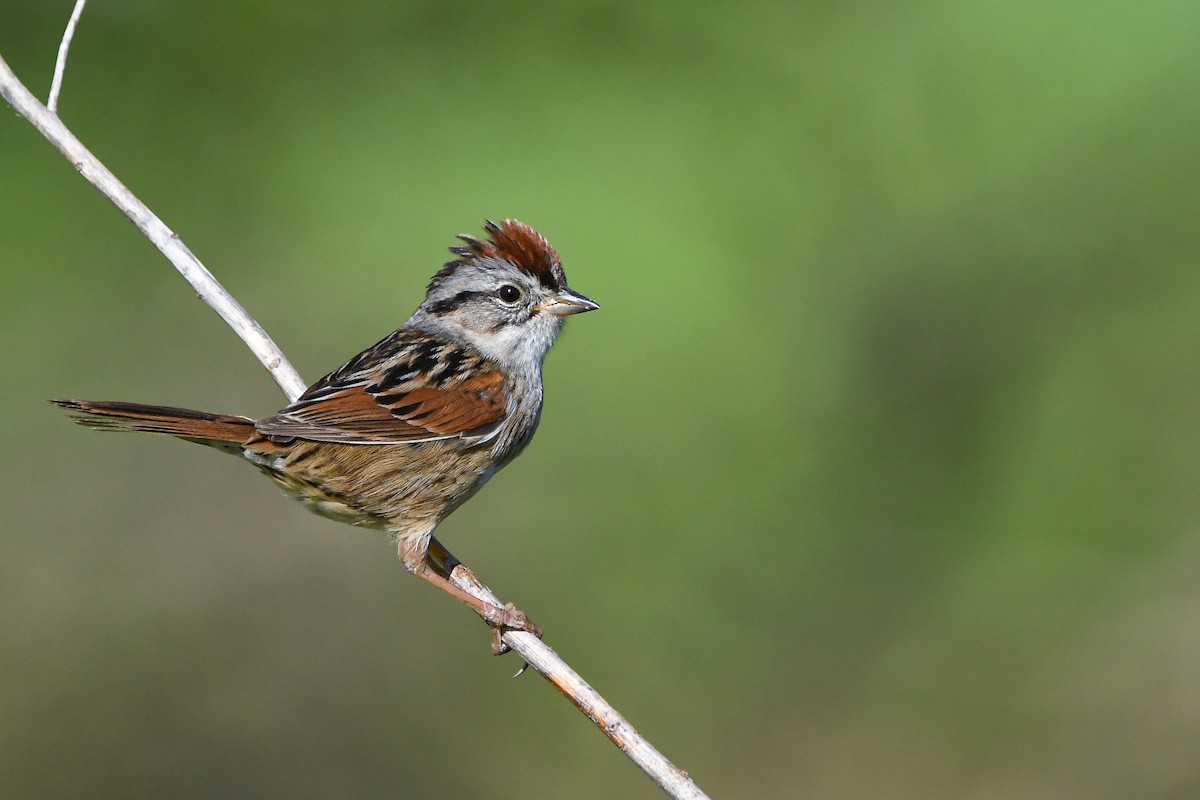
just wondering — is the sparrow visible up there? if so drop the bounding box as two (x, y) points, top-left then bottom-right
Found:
(52, 219), (598, 650)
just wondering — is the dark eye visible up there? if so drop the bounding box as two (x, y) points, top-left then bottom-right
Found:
(497, 284), (522, 304)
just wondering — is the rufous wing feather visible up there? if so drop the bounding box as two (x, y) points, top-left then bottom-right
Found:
(254, 331), (509, 445)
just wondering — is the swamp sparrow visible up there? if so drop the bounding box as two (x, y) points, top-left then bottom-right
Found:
(53, 219), (598, 650)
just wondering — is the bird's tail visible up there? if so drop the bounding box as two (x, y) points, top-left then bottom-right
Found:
(50, 399), (256, 452)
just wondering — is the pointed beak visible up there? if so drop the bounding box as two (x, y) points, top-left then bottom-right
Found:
(537, 289), (600, 316)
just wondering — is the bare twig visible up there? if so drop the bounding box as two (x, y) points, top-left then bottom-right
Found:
(1, 20), (710, 800)
(0, 56), (307, 400)
(48, 0), (87, 114)
(438, 550), (709, 799)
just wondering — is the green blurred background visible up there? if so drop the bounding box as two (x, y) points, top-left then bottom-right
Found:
(3, 2), (1200, 797)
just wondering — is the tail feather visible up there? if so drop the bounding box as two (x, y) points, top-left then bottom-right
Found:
(50, 399), (256, 451)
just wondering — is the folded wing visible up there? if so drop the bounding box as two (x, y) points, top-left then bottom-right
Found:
(256, 330), (508, 445)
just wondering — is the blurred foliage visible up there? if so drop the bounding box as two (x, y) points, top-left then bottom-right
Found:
(3, 1), (1200, 797)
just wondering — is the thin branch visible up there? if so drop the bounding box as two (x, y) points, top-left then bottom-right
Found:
(1, 55), (307, 400)
(1, 27), (711, 800)
(48, 0), (87, 114)
(438, 550), (709, 799)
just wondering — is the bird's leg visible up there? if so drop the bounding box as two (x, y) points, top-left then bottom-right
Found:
(427, 534), (501, 654)
(399, 533), (541, 654)
(428, 535), (534, 655)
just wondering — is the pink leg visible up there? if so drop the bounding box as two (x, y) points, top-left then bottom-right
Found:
(399, 533), (541, 652)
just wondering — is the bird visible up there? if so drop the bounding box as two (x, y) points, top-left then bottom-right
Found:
(52, 219), (598, 651)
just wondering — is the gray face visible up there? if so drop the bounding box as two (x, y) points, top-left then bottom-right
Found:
(416, 256), (567, 371)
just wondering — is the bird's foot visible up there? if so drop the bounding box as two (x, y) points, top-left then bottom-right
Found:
(481, 601), (542, 655)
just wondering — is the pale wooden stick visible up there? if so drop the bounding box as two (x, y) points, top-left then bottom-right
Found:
(443, 556), (709, 799)
(0, 56), (307, 400)
(1, 23), (710, 800)
(48, 0), (87, 114)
